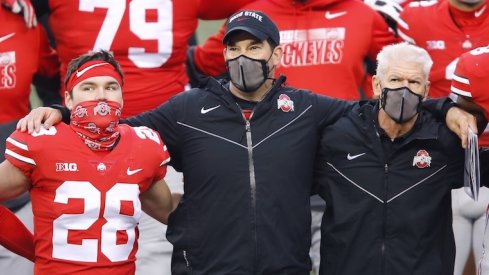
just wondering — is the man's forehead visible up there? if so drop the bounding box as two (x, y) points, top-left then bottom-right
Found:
(226, 31), (263, 45)
(77, 75), (120, 85)
(385, 64), (425, 79)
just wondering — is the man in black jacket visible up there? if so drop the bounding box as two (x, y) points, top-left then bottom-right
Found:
(15, 11), (476, 275)
(16, 10), (355, 274)
(316, 42), (470, 275)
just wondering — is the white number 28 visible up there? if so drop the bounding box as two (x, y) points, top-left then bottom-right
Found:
(52, 181), (141, 262)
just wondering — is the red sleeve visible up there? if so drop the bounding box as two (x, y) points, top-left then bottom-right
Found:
(36, 26), (60, 78)
(368, 10), (401, 60)
(198, 0), (255, 19)
(397, 5), (417, 44)
(5, 130), (36, 179)
(0, 205), (34, 262)
(194, 23), (227, 76)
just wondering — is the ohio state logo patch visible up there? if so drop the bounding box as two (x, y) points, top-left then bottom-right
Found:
(412, 150), (431, 168)
(277, 94), (294, 112)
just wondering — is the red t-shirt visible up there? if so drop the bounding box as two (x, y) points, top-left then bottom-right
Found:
(5, 124), (169, 274)
(0, 8), (59, 123)
(194, 0), (399, 100)
(398, 0), (489, 98)
(45, 0), (253, 117)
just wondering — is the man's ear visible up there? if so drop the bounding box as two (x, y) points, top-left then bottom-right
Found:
(372, 75), (382, 99)
(64, 91), (73, 110)
(423, 81), (431, 100)
(272, 45), (283, 67)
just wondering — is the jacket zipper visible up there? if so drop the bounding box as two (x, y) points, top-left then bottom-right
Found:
(382, 163), (388, 275)
(183, 250), (192, 272)
(245, 119), (258, 273)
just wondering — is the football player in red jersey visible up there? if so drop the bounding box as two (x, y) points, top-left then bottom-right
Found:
(0, 5), (59, 124)
(398, 1), (489, 273)
(0, 5), (59, 274)
(20, 1), (253, 272)
(30, 0), (253, 118)
(450, 45), (489, 275)
(189, 0), (400, 100)
(398, 0), (489, 99)
(0, 50), (174, 275)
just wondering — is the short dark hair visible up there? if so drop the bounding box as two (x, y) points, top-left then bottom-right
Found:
(267, 37), (278, 49)
(64, 50), (124, 90)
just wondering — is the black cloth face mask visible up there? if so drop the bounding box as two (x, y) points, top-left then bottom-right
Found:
(380, 86), (423, 123)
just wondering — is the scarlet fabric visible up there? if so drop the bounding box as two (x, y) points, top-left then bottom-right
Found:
(450, 47), (489, 146)
(194, 0), (399, 100)
(65, 61), (123, 92)
(398, 1), (489, 98)
(0, 205), (34, 262)
(45, 0), (253, 118)
(5, 124), (169, 274)
(70, 101), (122, 151)
(0, 7), (59, 123)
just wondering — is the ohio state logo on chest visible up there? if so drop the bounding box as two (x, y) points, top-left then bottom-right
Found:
(412, 150), (432, 168)
(277, 94), (294, 112)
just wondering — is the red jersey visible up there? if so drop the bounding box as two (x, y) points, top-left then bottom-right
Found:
(450, 46), (489, 147)
(42, 0), (253, 118)
(194, 0), (399, 100)
(0, 7), (59, 123)
(5, 124), (169, 274)
(398, 0), (489, 98)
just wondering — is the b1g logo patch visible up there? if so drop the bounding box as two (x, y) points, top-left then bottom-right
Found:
(277, 94), (294, 112)
(412, 150), (432, 168)
(0, 51), (16, 90)
(56, 162), (78, 172)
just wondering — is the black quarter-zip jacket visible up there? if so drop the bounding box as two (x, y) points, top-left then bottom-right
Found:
(316, 101), (464, 275)
(125, 76), (354, 274)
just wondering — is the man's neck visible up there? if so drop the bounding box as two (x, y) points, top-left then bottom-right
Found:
(229, 79), (274, 102)
(378, 110), (417, 140)
(449, 0), (486, 12)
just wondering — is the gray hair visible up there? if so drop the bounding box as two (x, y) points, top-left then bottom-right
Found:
(376, 42), (433, 82)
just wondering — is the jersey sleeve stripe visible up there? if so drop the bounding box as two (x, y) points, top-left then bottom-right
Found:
(452, 74), (470, 85)
(397, 18), (409, 31)
(160, 157), (171, 167)
(450, 85), (472, 97)
(397, 29), (415, 44)
(6, 137), (28, 151)
(5, 149), (37, 166)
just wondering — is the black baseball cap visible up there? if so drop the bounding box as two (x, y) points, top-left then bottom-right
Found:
(223, 10), (280, 46)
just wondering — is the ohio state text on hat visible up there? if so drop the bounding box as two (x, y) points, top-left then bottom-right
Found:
(223, 10), (280, 46)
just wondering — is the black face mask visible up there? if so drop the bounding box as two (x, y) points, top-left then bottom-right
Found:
(226, 54), (272, 93)
(380, 86), (423, 123)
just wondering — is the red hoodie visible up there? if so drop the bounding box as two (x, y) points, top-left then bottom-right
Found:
(194, 0), (400, 99)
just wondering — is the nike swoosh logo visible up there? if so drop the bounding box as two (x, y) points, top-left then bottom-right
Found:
(0, 33), (15, 43)
(347, 153), (366, 160)
(475, 5), (486, 18)
(127, 168), (143, 176)
(201, 105), (221, 114)
(76, 63), (109, 78)
(325, 11), (347, 20)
